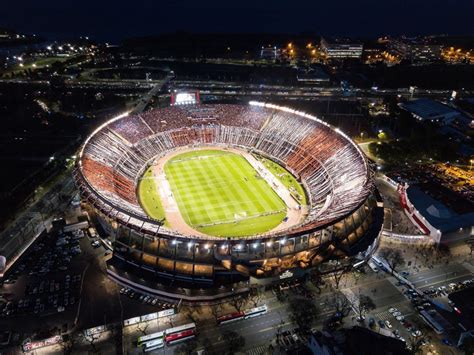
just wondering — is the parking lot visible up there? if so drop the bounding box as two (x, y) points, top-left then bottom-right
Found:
(0, 214), (174, 349)
(0, 227), (91, 328)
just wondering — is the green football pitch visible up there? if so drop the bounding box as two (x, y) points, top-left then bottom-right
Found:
(164, 150), (287, 237)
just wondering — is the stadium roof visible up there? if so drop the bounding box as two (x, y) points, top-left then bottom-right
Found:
(406, 186), (474, 233)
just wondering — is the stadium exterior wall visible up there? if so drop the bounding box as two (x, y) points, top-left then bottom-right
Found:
(74, 102), (383, 298)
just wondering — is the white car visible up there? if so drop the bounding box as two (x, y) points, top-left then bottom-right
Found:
(393, 311), (402, 317)
(396, 315), (405, 322)
(389, 308), (398, 314)
(385, 320), (393, 328)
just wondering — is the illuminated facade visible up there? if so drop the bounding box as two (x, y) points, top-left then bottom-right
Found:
(74, 102), (383, 300)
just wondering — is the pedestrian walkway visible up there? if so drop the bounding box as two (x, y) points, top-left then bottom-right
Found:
(462, 261), (474, 273)
(246, 344), (269, 355)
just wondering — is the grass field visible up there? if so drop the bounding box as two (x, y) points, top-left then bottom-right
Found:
(138, 168), (169, 227)
(164, 150), (287, 237)
(257, 156), (307, 206)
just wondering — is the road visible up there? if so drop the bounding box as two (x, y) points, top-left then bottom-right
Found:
(130, 74), (173, 114)
(407, 262), (472, 291)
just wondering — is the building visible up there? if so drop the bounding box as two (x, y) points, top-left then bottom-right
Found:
(308, 327), (409, 355)
(74, 101), (383, 302)
(296, 66), (330, 84)
(320, 37), (363, 60)
(399, 98), (473, 145)
(260, 46), (282, 60)
(397, 183), (473, 244)
(448, 287), (474, 348)
(419, 287), (474, 347)
(389, 37), (442, 63)
(399, 99), (466, 125)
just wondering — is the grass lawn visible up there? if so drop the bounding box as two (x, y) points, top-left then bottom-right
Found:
(164, 150), (287, 237)
(257, 155), (307, 206)
(138, 167), (169, 227)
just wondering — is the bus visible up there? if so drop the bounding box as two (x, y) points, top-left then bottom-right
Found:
(165, 322), (196, 335)
(244, 305), (267, 319)
(137, 331), (164, 346)
(143, 338), (164, 352)
(217, 311), (245, 325)
(368, 260), (379, 273)
(371, 256), (388, 271)
(165, 329), (195, 345)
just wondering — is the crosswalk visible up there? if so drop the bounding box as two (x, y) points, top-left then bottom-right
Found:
(373, 301), (413, 321)
(246, 344), (270, 355)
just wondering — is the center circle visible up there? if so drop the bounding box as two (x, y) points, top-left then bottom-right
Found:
(137, 147), (308, 238)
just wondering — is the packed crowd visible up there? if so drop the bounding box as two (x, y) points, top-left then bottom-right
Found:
(77, 104), (371, 235)
(388, 164), (474, 215)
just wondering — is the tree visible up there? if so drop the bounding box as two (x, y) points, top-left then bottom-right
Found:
(76, 332), (100, 354)
(229, 295), (246, 313)
(326, 291), (351, 318)
(465, 238), (474, 256)
(310, 268), (323, 293)
(351, 293), (376, 322)
(210, 303), (222, 320)
(59, 333), (77, 355)
(175, 339), (198, 355)
(328, 263), (349, 289)
(180, 305), (197, 323)
(222, 330), (245, 354)
(407, 335), (424, 354)
(248, 286), (263, 308)
(136, 320), (150, 335)
(435, 244), (451, 261)
(288, 296), (318, 333)
(379, 248), (405, 275)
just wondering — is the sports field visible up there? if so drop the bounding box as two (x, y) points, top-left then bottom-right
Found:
(258, 156), (307, 206)
(137, 168), (169, 227)
(164, 150), (287, 237)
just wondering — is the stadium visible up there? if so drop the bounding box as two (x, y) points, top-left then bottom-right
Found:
(74, 97), (383, 302)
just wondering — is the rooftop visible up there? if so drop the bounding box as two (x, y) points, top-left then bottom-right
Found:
(400, 99), (465, 122)
(407, 185), (474, 233)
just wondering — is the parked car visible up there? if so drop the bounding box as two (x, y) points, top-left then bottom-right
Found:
(368, 318), (375, 328)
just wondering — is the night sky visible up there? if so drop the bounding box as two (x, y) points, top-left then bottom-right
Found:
(1, 0), (474, 41)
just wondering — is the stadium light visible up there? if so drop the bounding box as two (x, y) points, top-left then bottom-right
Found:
(266, 241), (273, 247)
(253, 243), (259, 249)
(77, 110), (130, 161)
(172, 240), (177, 245)
(187, 241), (193, 248)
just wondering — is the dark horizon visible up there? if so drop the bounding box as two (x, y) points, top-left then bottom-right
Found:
(1, 0), (474, 42)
